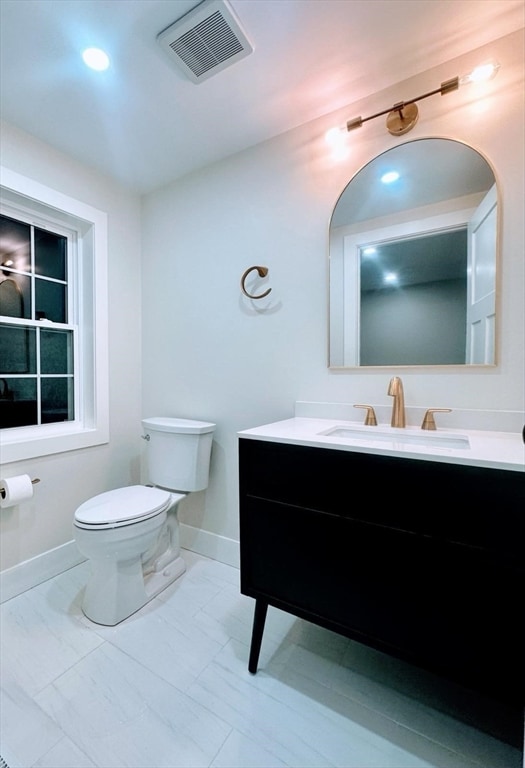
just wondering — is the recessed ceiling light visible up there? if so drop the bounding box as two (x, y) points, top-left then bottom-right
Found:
(381, 171), (400, 184)
(82, 48), (110, 71)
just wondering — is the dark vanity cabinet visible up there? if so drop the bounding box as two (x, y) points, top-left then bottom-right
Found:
(239, 438), (524, 706)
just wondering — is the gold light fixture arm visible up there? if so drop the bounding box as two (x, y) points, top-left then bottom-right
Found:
(240, 266), (272, 300)
(326, 63), (498, 150)
(345, 74), (469, 136)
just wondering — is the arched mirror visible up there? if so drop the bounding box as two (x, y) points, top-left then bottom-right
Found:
(329, 138), (497, 368)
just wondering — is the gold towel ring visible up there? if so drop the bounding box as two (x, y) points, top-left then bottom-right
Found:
(240, 266), (272, 300)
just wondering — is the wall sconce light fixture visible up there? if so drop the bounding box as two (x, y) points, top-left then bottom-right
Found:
(326, 61), (499, 142)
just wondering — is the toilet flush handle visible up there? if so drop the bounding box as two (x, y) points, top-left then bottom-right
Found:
(142, 434), (150, 441)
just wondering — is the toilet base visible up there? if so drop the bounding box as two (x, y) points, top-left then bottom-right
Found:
(143, 554), (186, 599)
(81, 552), (186, 626)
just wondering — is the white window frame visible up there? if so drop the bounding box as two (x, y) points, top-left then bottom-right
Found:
(0, 167), (109, 463)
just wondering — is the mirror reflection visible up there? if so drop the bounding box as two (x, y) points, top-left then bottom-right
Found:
(329, 138), (497, 368)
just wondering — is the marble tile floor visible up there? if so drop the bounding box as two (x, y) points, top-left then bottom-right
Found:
(0, 550), (523, 768)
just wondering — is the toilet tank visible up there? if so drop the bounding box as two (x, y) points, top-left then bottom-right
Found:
(142, 417), (216, 492)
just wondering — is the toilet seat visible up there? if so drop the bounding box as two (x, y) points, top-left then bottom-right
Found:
(74, 485), (172, 529)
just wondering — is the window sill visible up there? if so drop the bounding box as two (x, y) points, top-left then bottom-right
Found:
(1, 422), (109, 463)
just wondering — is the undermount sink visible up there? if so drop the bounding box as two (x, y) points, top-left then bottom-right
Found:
(320, 426), (471, 449)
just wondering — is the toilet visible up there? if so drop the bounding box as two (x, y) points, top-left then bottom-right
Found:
(73, 417), (215, 625)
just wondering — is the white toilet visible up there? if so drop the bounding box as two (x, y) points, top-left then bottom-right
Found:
(73, 417), (215, 625)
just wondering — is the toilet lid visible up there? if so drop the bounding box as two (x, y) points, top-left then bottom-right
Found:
(74, 485), (171, 526)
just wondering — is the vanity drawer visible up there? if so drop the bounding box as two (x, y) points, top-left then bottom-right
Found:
(239, 438), (524, 558)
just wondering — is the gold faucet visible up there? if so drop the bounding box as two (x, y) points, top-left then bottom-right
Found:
(387, 376), (406, 428)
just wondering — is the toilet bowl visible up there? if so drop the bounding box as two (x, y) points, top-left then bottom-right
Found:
(73, 417), (215, 625)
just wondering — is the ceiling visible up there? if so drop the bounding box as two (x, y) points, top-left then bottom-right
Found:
(1, 0), (523, 194)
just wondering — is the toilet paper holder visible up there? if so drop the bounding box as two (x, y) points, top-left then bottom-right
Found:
(0, 477), (40, 499)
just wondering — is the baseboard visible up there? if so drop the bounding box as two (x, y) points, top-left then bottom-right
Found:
(180, 523), (239, 569)
(0, 541), (86, 603)
(0, 526), (239, 604)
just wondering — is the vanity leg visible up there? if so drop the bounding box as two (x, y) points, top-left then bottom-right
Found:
(248, 599), (268, 674)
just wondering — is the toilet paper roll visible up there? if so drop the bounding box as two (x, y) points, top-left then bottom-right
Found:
(0, 474), (34, 508)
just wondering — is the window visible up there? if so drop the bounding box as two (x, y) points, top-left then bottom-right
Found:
(0, 168), (109, 463)
(1, 214), (75, 427)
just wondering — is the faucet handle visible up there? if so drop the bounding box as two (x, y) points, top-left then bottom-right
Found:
(421, 408), (452, 431)
(354, 404), (378, 426)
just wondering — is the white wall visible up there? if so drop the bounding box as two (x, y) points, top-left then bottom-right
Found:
(1, 29), (523, 589)
(141, 30), (524, 552)
(0, 122), (142, 579)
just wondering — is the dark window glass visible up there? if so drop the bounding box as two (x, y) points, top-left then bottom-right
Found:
(41, 378), (73, 423)
(0, 216), (31, 273)
(0, 324), (36, 373)
(41, 330), (73, 374)
(0, 275), (31, 319)
(35, 279), (66, 323)
(34, 228), (67, 280)
(0, 378), (37, 428)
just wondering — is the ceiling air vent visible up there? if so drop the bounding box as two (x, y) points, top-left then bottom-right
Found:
(157, 0), (253, 84)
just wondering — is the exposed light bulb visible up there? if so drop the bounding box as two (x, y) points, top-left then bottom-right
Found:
(325, 126), (347, 147)
(459, 61), (499, 86)
(325, 125), (350, 160)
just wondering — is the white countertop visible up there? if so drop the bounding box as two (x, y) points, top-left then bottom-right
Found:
(238, 417), (525, 472)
